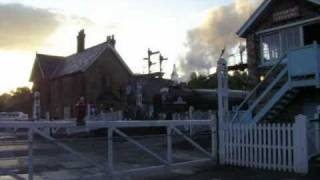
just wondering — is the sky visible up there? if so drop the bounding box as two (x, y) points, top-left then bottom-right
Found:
(0, 0), (253, 94)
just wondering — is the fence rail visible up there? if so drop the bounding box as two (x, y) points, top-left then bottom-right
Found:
(0, 119), (217, 180)
(1, 114), (320, 178)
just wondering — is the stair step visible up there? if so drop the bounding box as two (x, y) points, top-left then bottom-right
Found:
(264, 89), (299, 122)
(265, 117), (274, 121)
(284, 94), (296, 99)
(274, 105), (284, 110)
(266, 114), (273, 119)
(290, 89), (299, 94)
(269, 110), (279, 115)
(279, 99), (290, 105)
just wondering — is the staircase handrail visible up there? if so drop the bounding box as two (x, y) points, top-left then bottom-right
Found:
(231, 54), (288, 122)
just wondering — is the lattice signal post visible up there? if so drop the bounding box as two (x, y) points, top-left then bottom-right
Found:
(144, 49), (160, 74)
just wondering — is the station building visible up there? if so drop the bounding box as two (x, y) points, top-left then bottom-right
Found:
(30, 31), (171, 119)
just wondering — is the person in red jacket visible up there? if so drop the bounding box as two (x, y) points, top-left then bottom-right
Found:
(76, 97), (86, 126)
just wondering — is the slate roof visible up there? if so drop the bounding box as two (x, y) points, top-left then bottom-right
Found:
(30, 54), (64, 80)
(31, 42), (133, 81)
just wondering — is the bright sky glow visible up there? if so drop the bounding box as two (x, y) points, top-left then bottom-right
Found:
(0, 0), (232, 94)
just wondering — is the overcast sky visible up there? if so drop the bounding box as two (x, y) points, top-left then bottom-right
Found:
(0, 0), (259, 94)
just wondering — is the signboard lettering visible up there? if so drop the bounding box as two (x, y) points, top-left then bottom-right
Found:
(273, 6), (300, 22)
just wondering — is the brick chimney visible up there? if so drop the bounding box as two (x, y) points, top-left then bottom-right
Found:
(106, 35), (116, 48)
(77, 29), (85, 53)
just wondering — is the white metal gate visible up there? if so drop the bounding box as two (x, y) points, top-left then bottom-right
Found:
(0, 118), (217, 180)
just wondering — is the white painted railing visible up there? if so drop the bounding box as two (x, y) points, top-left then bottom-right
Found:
(87, 111), (123, 121)
(0, 119), (217, 180)
(0, 112), (29, 121)
(172, 111), (215, 135)
(172, 111), (214, 120)
(220, 115), (309, 174)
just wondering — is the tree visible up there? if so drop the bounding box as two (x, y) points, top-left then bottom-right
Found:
(229, 71), (250, 90)
(188, 72), (215, 89)
(0, 93), (12, 111)
(0, 87), (32, 114)
(187, 71), (250, 90)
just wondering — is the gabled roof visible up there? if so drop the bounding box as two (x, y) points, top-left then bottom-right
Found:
(31, 42), (133, 81)
(52, 42), (133, 78)
(30, 54), (64, 81)
(237, 0), (320, 37)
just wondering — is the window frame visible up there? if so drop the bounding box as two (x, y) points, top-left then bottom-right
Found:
(259, 26), (303, 66)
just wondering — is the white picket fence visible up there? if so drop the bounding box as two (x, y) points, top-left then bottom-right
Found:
(219, 115), (310, 174)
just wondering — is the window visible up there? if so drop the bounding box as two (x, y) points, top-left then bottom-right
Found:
(261, 33), (281, 63)
(260, 27), (301, 64)
(281, 27), (301, 53)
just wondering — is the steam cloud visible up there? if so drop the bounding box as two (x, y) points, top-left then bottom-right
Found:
(0, 3), (91, 51)
(180, 0), (262, 77)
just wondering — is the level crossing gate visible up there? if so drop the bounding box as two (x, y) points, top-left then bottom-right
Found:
(0, 118), (217, 180)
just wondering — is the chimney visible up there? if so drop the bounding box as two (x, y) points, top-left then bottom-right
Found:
(77, 29), (85, 53)
(106, 35), (116, 48)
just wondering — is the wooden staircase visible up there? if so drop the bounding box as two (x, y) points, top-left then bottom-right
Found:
(232, 43), (320, 123)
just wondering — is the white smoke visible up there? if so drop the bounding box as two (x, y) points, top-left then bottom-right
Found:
(179, 0), (263, 78)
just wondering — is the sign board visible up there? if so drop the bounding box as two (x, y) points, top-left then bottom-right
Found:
(273, 6), (300, 22)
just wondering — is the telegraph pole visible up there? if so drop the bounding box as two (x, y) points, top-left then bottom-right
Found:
(143, 49), (160, 74)
(159, 54), (168, 73)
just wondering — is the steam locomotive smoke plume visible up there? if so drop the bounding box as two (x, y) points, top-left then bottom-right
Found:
(179, 0), (262, 78)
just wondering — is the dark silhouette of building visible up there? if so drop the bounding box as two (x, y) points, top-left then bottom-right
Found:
(30, 30), (172, 119)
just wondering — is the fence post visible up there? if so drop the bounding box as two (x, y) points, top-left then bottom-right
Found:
(189, 106), (194, 136)
(211, 114), (218, 162)
(28, 128), (34, 180)
(86, 104), (91, 122)
(107, 128), (114, 173)
(33, 92), (41, 121)
(167, 125), (173, 164)
(119, 111), (123, 121)
(218, 121), (225, 165)
(293, 114), (309, 174)
(315, 105), (320, 151)
(315, 121), (320, 152)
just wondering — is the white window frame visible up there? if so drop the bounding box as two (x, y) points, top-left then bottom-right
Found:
(259, 32), (281, 65)
(259, 26), (303, 66)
